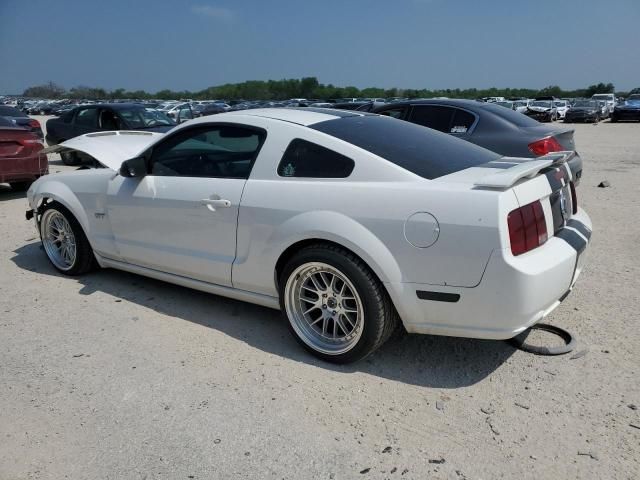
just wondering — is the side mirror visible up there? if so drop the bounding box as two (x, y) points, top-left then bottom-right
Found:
(119, 157), (147, 178)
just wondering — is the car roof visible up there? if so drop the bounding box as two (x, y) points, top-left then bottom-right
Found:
(186, 107), (372, 127)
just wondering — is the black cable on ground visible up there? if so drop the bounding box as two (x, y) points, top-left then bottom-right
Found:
(508, 323), (576, 355)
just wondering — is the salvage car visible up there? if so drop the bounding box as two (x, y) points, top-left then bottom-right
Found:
(29, 108), (591, 363)
(46, 103), (176, 165)
(0, 117), (48, 191)
(372, 99), (582, 183)
(523, 100), (558, 122)
(610, 94), (640, 122)
(591, 93), (616, 116)
(564, 100), (602, 123)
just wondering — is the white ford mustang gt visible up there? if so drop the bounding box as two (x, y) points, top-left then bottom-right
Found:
(27, 108), (592, 363)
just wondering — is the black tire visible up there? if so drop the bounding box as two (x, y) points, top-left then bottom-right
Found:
(9, 181), (31, 191)
(610, 116), (617, 123)
(60, 150), (81, 166)
(593, 114), (600, 123)
(39, 201), (96, 275)
(279, 243), (398, 363)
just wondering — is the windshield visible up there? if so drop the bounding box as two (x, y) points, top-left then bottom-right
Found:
(573, 101), (597, 108)
(531, 101), (552, 107)
(627, 94), (640, 101)
(554, 101), (567, 107)
(117, 107), (176, 128)
(592, 95), (612, 100)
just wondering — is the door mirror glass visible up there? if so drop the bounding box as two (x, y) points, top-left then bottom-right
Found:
(120, 157), (147, 177)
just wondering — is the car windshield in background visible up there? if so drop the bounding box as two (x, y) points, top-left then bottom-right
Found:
(574, 101), (597, 108)
(530, 101), (551, 107)
(627, 94), (640, 101)
(311, 115), (500, 180)
(118, 107), (175, 128)
(554, 101), (567, 107)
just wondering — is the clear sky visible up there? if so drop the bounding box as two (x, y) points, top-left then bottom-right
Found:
(1, 0), (639, 94)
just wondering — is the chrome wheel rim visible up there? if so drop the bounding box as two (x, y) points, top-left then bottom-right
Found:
(284, 262), (364, 355)
(41, 210), (76, 271)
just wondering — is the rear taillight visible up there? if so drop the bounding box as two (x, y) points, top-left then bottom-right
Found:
(570, 181), (578, 214)
(19, 138), (42, 146)
(507, 200), (548, 256)
(29, 119), (40, 128)
(528, 136), (563, 156)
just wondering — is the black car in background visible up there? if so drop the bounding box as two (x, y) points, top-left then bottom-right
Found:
(46, 103), (176, 165)
(372, 99), (582, 182)
(611, 94), (640, 122)
(193, 103), (226, 117)
(564, 100), (601, 123)
(0, 105), (44, 138)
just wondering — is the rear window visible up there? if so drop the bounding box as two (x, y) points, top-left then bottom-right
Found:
(479, 103), (540, 127)
(311, 116), (500, 180)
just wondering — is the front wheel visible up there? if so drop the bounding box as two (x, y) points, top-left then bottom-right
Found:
(280, 244), (398, 363)
(40, 202), (96, 275)
(60, 150), (81, 166)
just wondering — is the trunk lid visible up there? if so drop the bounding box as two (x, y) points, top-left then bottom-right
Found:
(438, 152), (577, 240)
(0, 128), (42, 158)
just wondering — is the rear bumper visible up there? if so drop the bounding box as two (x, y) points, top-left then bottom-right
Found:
(387, 208), (592, 340)
(0, 154), (49, 183)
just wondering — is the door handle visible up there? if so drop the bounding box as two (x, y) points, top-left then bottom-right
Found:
(200, 198), (231, 211)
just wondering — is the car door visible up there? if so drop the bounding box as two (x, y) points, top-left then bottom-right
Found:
(72, 106), (99, 137)
(106, 123), (267, 287)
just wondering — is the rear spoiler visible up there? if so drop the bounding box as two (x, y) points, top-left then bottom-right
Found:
(474, 151), (575, 189)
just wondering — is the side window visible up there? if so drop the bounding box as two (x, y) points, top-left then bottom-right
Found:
(378, 107), (405, 119)
(277, 139), (354, 178)
(409, 106), (454, 132)
(151, 125), (265, 178)
(450, 109), (476, 134)
(75, 108), (98, 127)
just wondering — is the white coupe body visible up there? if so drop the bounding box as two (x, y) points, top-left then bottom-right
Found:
(28, 108), (592, 362)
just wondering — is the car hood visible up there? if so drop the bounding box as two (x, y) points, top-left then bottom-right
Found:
(527, 106), (551, 112)
(617, 101), (640, 110)
(42, 130), (164, 170)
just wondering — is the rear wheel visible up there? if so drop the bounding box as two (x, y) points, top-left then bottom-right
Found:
(280, 243), (398, 363)
(593, 114), (600, 123)
(40, 202), (95, 275)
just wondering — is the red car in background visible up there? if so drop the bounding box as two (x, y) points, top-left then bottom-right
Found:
(0, 117), (48, 191)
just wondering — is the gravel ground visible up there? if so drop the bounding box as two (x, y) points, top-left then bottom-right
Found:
(1, 117), (639, 480)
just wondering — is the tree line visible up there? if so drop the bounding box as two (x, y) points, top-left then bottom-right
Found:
(21, 78), (634, 101)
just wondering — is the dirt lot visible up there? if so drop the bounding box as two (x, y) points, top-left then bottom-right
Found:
(1, 117), (639, 480)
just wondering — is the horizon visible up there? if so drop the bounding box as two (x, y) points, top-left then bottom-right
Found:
(1, 0), (639, 94)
